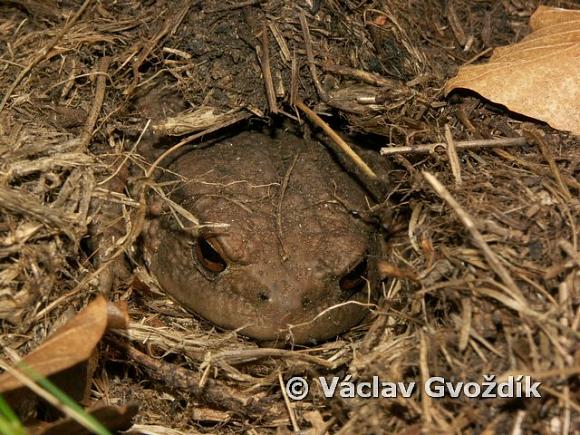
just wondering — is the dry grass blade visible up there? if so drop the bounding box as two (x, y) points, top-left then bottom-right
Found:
(258, 23), (278, 113)
(0, 186), (77, 239)
(525, 127), (572, 201)
(79, 56), (110, 151)
(295, 99), (377, 179)
(0, 0), (93, 113)
(279, 372), (300, 432)
(422, 171), (526, 303)
(299, 11), (327, 102)
(444, 124), (462, 186)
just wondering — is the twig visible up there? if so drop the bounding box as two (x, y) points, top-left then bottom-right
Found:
(444, 124), (462, 186)
(558, 239), (580, 267)
(268, 22), (291, 63)
(419, 331), (432, 425)
(0, 0), (93, 114)
(299, 11), (328, 102)
(446, 1), (467, 46)
(258, 23), (278, 113)
(290, 51), (299, 106)
(97, 119), (150, 187)
(510, 410), (526, 435)
(79, 56), (110, 151)
(125, 345), (254, 416)
(61, 58), (77, 98)
(294, 99), (377, 179)
(322, 62), (403, 89)
(279, 372), (300, 432)
(208, 348), (335, 368)
(458, 297), (472, 351)
(422, 171), (526, 304)
(542, 385), (580, 414)
(463, 47), (493, 66)
(380, 136), (528, 155)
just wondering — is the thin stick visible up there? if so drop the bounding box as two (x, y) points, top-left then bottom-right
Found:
(419, 331), (432, 426)
(380, 137), (527, 155)
(268, 22), (291, 63)
(458, 297), (472, 351)
(444, 124), (462, 186)
(279, 372), (300, 432)
(422, 171), (526, 303)
(322, 62), (403, 89)
(290, 51), (299, 107)
(295, 99), (377, 179)
(542, 385), (580, 414)
(125, 346), (250, 414)
(558, 239), (580, 267)
(259, 23), (278, 113)
(0, 0), (93, 114)
(80, 56), (110, 150)
(299, 12), (328, 102)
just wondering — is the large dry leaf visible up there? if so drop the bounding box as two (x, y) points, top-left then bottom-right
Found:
(0, 296), (128, 411)
(445, 6), (580, 135)
(31, 403), (138, 435)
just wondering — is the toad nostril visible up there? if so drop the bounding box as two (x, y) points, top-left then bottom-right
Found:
(257, 292), (270, 303)
(339, 258), (368, 299)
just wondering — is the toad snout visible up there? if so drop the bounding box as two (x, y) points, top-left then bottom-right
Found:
(227, 265), (358, 328)
(209, 262), (371, 344)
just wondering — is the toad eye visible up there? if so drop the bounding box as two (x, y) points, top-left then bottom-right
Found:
(193, 237), (227, 274)
(339, 258), (368, 297)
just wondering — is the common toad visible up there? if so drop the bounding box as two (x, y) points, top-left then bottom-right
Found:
(143, 130), (375, 344)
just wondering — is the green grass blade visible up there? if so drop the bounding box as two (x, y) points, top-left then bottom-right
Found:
(8, 362), (113, 435)
(0, 395), (26, 435)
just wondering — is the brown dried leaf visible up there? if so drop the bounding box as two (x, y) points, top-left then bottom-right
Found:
(30, 403), (139, 435)
(445, 6), (580, 135)
(0, 296), (128, 409)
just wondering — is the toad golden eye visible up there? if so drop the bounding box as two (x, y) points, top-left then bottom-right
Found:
(339, 259), (368, 297)
(193, 237), (227, 273)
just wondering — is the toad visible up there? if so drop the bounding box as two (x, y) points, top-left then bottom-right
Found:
(143, 130), (376, 344)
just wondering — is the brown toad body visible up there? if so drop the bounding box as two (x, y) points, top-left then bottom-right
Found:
(143, 131), (374, 344)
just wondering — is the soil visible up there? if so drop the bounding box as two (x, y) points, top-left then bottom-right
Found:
(0, 0), (578, 434)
